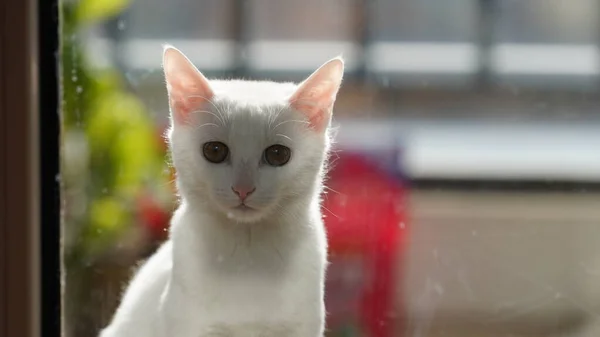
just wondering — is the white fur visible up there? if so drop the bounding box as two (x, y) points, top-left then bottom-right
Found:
(99, 48), (343, 337)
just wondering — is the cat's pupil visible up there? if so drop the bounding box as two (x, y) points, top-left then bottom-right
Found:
(202, 141), (229, 163)
(264, 145), (291, 167)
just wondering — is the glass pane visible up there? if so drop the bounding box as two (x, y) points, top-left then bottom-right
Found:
(127, 0), (235, 39)
(60, 1), (600, 337)
(494, 0), (597, 44)
(250, 0), (355, 40)
(246, 0), (358, 74)
(491, 0), (599, 87)
(371, 0), (477, 42)
(368, 0), (479, 85)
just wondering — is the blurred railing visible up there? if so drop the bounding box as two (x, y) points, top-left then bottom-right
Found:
(83, 0), (600, 184)
(89, 0), (600, 88)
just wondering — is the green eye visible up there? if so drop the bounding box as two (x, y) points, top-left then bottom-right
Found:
(264, 145), (291, 167)
(202, 142), (229, 163)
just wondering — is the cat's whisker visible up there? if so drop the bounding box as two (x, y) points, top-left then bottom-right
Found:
(218, 100), (232, 125)
(161, 178), (177, 188)
(194, 122), (220, 130)
(185, 94), (225, 116)
(268, 104), (291, 132)
(186, 95), (227, 125)
(321, 205), (340, 220)
(189, 109), (225, 126)
(323, 186), (342, 195)
(272, 119), (310, 130)
(275, 133), (293, 142)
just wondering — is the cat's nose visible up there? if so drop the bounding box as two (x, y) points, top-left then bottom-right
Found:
(231, 185), (256, 201)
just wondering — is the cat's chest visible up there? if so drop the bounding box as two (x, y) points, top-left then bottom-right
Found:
(198, 322), (300, 337)
(163, 281), (312, 337)
(165, 289), (314, 337)
(196, 274), (301, 321)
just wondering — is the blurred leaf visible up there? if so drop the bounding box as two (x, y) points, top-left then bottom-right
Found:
(86, 92), (129, 151)
(90, 197), (127, 232)
(76, 0), (131, 25)
(115, 126), (160, 195)
(86, 88), (163, 196)
(93, 69), (123, 94)
(62, 0), (169, 265)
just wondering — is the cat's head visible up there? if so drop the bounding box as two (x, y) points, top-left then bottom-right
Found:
(163, 46), (344, 223)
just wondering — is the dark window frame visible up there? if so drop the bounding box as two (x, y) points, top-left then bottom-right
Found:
(1, 0), (60, 336)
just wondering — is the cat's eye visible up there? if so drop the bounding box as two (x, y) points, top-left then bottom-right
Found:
(264, 145), (291, 167)
(202, 142), (229, 163)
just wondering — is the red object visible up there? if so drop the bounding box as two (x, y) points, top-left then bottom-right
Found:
(137, 193), (170, 241)
(323, 152), (408, 337)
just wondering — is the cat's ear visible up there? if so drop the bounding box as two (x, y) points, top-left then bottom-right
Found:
(163, 46), (214, 124)
(289, 57), (344, 132)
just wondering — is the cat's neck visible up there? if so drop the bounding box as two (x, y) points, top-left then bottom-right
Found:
(168, 193), (322, 276)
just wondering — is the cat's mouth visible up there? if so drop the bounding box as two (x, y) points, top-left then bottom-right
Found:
(226, 203), (263, 222)
(233, 204), (255, 212)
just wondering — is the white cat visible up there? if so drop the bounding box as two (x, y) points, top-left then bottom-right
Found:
(99, 46), (344, 337)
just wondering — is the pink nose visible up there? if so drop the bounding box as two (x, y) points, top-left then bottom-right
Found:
(231, 186), (256, 201)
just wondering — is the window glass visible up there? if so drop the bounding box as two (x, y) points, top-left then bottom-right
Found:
(371, 0), (477, 42)
(491, 0), (599, 87)
(250, 0), (355, 40)
(368, 0), (479, 85)
(127, 0), (235, 39)
(61, 1), (600, 337)
(245, 0), (359, 74)
(494, 0), (597, 44)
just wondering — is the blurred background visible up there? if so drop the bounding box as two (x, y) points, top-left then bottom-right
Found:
(62, 0), (600, 336)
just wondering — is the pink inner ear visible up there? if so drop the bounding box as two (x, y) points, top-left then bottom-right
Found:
(163, 47), (214, 124)
(169, 94), (209, 124)
(289, 58), (344, 132)
(168, 79), (213, 124)
(290, 80), (340, 132)
(290, 88), (335, 131)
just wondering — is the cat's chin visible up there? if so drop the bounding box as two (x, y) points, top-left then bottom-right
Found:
(223, 204), (266, 223)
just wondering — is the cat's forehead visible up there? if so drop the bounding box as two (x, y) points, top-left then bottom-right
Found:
(210, 79), (298, 105)
(222, 103), (301, 141)
(194, 99), (303, 145)
(190, 79), (309, 142)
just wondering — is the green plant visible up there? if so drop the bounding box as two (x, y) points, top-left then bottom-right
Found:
(62, 1), (174, 335)
(62, 0), (170, 264)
